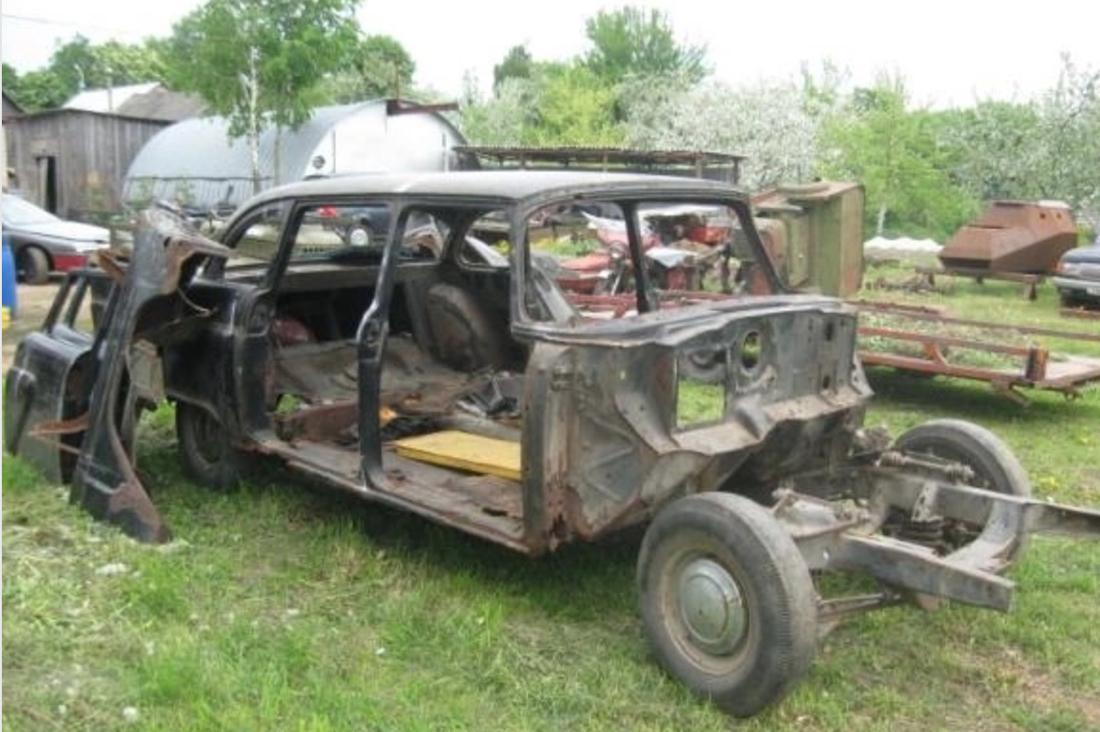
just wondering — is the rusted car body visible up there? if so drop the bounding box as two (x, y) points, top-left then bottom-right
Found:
(5, 171), (1099, 718)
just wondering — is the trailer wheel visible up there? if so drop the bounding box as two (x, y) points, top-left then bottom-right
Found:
(894, 419), (1031, 567)
(176, 402), (242, 490)
(637, 493), (817, 717)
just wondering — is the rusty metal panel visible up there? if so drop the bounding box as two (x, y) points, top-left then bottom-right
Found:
(938, 201), (1078, 274)
(752, 181), (864, 297)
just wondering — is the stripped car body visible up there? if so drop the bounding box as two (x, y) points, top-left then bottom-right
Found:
(5, 171), (1099, 717)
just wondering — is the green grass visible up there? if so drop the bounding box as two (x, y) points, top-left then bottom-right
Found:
(4, 268), (1100, 731)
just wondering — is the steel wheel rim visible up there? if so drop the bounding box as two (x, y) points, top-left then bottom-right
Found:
(191, 409), (225, 466)
(677, 557), (747, 655)
(659, 543), (755, 675)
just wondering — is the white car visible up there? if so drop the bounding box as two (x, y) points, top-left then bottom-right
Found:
(2, 194), (109, 284)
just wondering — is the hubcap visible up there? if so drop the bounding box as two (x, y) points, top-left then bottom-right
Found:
(677, 557), (746, 655)
(348, 227), (370, 247)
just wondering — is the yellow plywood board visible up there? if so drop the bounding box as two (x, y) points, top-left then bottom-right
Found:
(392, 430), (522, 481)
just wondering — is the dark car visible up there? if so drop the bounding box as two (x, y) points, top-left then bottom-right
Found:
(6, 171), (1099, 718)
(2, 193), (110, 284)
(313, 203), (390, 248)
(1053, 236), (1100, 308)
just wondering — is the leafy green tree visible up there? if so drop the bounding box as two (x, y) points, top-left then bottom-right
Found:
(3, 36), (165, 111)
(50, 36), (166, 92)
(818, 74), (974, 239)
(461, 62), (622, 147)
(317, 35), (416, 104)
(526, 64), (624, 145)
(165, 0), (362, 191)
(582, 6), (707, 85)
(493, 45), (533, 94)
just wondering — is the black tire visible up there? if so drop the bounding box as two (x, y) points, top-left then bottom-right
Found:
(176, 402), (242, 490)
(637, 492), (817, 718)
(16, 246), (50, 285)
(893, 419), (1031, 568)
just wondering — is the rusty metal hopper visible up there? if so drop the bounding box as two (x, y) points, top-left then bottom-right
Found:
(938, 200), (1077, 274)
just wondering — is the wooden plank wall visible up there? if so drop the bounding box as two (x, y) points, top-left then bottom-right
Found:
(5, 111), (168, 222)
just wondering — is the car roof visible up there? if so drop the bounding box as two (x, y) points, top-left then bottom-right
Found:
(244, 170), (746, 209)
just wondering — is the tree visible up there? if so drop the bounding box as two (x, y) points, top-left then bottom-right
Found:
(3, 35), (165, 111)
(493, 45), (533, 94)
(165, 0), (362, 192)
(525, 64), (624, 146)
(582, 6), (707, 85)
(459, 74), (538, 145)
(1032, 55), (1100, 232)
(460, 61), (623, 147)
(317, 35), (416, 104)
(933, 101), (1043, 203)
(351, 35), (415, 99)
(622, 74), (818, 191)
(818, 74), (973, 239)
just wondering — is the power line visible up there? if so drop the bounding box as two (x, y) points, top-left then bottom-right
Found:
(1, 12), (146, 36)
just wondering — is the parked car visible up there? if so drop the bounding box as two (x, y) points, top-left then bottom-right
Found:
(1052, 236), (1100, 308)
(1, 194), (110, 284)
(313, 203), (390, 248)
(5, 171), (1099, 718)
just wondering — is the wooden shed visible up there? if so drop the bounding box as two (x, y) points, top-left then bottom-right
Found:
(4, 108), (171, 222)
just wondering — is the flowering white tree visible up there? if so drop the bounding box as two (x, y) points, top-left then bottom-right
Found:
(1034, 55), (1100, 231)
(621, 75), (819, 191)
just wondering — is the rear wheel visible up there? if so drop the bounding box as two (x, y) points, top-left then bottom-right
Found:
(637, 492), (817, 717)
(16, 246), (50, 284)
(176, 402), (242, 490)
(893, 419), (1031, 568)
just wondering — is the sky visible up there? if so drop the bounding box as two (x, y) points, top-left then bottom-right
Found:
(2, 0), (1098, 109)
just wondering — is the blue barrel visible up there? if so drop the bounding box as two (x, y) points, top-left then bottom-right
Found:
(2, 233), (17, 318)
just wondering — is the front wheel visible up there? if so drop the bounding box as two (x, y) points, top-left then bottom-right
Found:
(176, 402), (242, 490)
(637, 492), (817, 717)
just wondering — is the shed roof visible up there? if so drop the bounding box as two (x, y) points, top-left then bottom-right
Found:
(116, 87), (205, 122)
(2, 91), (24, 117)
(64, 83), (161, 113)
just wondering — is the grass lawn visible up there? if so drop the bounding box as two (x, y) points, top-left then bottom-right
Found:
(4, 260), (1099, 731)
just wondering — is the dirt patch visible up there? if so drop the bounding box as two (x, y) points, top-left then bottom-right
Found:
(3, 281), (63, 372)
